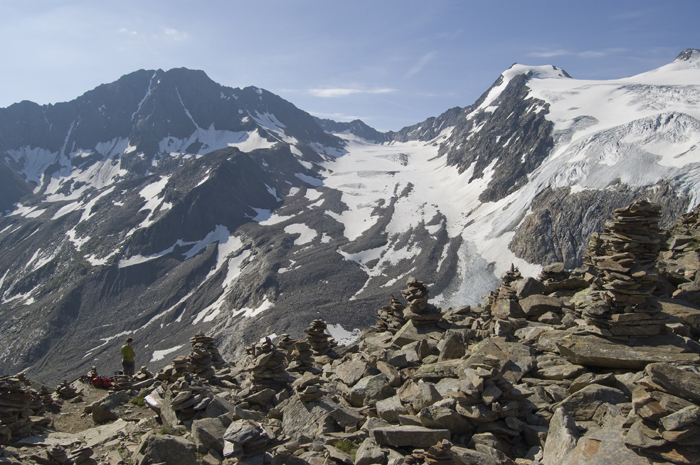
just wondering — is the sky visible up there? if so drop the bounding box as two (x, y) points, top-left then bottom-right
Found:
(1, 0), (698, 132)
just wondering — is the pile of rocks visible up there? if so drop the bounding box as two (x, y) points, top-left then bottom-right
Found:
(111, 374), (132, 391)
(402, 277), (443, 326)
(222, 419), (274, 460)
(578, 200), (667, 337)
(304, 319), (333, 356)
(186, 331), (225, 379)
(55, 380), (79, 400)
(132, 366), (153, 383)
(291, 372), (326, 402)
(39, 385), (58, 412)
(245, 338), (290, 392)
(29, 445), (96, 465)
(156, 356), (189, 382)
(277, 333), (295, 352)
(375, 295), (407, 333)
(0, 376), (35, 442)
(161, 376), (213, 425)
(489, 264), (525, 321)
(625, 363), (700, 462)
(286, 340), (317, 373)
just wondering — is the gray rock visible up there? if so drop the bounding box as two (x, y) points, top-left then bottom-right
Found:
(91, 390), (129, 423)
(336, 355), (370, 387)
(348, 374), (394, 408)
(376, 396), (407, 424)
(646, 362), (700, 403)
(372, 426), (450, 449)
(557, 384), (629, 421)
(205, 395), (235, 418)
(281, 395), (339, 442)
(660, 405), (700, 431)
(514, 277), (546, 299)
(419, 400), (473, 435)
(452, 445), (515, 465)
(354, 437), (387, 465)
(398, 380), (442, 412)
(437, 330), (469, 361)
(133, 434), (197, 465)
(192, 418), (226, 455)
(519, 295), (563, 318)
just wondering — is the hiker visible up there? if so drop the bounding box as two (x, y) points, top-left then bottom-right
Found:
(120, 337), (136, 377)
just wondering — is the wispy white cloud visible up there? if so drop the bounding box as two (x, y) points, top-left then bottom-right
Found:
(164, 28), (190, 42)
(528, 49), (571, 58)
(118, 28), (138, 36)
(403, 51), (437, 79)
(528, 48), (628, 59)
(308, 87), (397, 98)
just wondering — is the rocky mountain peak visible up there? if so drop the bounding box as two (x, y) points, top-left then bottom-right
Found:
(674, 48), (700, 64)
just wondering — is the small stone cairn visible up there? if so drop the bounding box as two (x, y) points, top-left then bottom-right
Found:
(425, 440), (455, 465)
(578, 200), (666, 337)
(375, 295), (407, 333)
(286, 340), (317, 374)
(401, 277), (442, 325)
(56, 380), (79, 400)
(304, 319), (332, 356)
(132, 366), (153, 383)
(245, 338), (290, 392)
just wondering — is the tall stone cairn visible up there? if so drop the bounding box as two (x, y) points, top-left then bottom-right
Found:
(375, 295), (406, 332)
(245, 338), (290, 392)
(304, 319), (332, 356)
(578, 200), (665, 337)
(186, 331), (225, 380)
(401, 277), (442, 325)
(489, 264), (524, 321)
(0, 376), (34, 443)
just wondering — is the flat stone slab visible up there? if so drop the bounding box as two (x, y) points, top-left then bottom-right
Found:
(78, 419), (130, 448)
(556, 334), (700, 369)
(371, 425), (450, 448)
(17, 431), (81, 447)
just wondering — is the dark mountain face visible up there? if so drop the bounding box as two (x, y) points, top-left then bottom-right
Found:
(1, 55), (699, 384)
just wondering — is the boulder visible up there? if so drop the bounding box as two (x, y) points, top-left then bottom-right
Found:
(376, 396), (407, 424)
(371, 425), (450, 449)
(132, 434), (198, 465)
(391, 321), (443, 347)
(354, 437), (387, 465)
(513, 277), (546, 299)
(557, 384), (629, 421)
(91, 390), (129, 423)
(556, 334), (700, 369)
(192, 418), (226, 455)
(646, 362), (700, 403)
(348, 374), (394, 407)
(398, 380), (442, 412)
(335, 355), (370, 387)
(519, 295), (563, 318)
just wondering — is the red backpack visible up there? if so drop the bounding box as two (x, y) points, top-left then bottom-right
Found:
(91, 376), (113, 388)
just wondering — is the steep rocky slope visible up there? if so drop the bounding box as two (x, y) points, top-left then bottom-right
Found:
(1, 51), (700, 386)
(2, 200), (700, 465)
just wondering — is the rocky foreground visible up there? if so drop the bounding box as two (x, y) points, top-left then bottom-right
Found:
(2, 199), (700, 465)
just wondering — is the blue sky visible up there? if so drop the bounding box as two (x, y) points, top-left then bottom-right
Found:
(1, 0), (698, 131)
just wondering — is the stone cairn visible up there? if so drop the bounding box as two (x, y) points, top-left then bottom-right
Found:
(0, 376), (35, 443)
(165, 376), (212, 423)
(111, 374), (132, 391)
(292, 371), (326, 402)
(30, 444), (96, 465)
(245, 338), (290, 392)
(132, 366), (153, 383)
(401, 277), (442, 325)
(375, 295), (407, 333)
(425, 440), (455, 465)
(578, 200), (666, 337)
(286, 340), (317, 374)
(55, 380), (78, 400)
(185, 331), (224, 380)
(305, 319), (332, 356)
